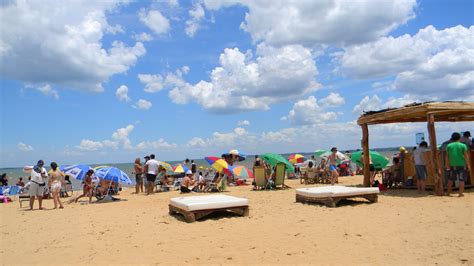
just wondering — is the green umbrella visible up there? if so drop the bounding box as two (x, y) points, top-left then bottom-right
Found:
(261, 153), (295, 173)
(351, 150), (389, 169)
(314, 149), (328, 157)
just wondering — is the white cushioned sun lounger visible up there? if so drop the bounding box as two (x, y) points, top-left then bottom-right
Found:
(296, 186), (379, 207)
(169, 195), (249, 222)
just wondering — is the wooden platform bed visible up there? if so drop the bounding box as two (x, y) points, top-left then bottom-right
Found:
(295, 186), (379, 208)
(169, 195), (249, 223)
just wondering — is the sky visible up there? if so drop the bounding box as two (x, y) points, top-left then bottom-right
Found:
(1, 0), (473, 167)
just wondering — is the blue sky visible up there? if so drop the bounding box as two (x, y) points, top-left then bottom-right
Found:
(1, 0), (473, 167)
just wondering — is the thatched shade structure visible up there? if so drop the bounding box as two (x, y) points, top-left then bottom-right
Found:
(357, 102), (474, 195)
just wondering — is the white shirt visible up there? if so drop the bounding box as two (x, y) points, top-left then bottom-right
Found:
(413, 148), (428, 166)
(30, 167), (47, 183)
(146, 159), (159, 175)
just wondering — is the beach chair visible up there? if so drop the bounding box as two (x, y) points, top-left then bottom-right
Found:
(61, 184), (74, 197)
(253, 166), (266, 190)
(274, 163), (291, 189)
(303, 168), (318, 184)
(299, 167), (307, 184)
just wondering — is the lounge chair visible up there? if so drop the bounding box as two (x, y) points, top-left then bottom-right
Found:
(299, 166), (307, 184)
(274, 163), (291, 189)
(302, 167), (318, 184)
(295, 186), (379, 208)
(169, 195), (249, 222)
(253, 166), (267, 190)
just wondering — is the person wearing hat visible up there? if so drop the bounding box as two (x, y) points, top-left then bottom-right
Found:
(180, 170), (196, 193)
(29, 160), (48, 210)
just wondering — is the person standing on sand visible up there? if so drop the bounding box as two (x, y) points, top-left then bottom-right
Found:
(191, 160), (197, 177)
(75, 170), (94, 203)
(48, 162), (65, 209)
(134, 158), (143, 194)
(29, 160), (48, 210)
(328, 147), (341, 185)
(446, 132), (471, 197)
(145, 154), (159, 195)
(413, 141), (429, 193)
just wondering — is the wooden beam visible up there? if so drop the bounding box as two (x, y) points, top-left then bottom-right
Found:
(361, 124), (371, 187)
(427, 114), (443, 196)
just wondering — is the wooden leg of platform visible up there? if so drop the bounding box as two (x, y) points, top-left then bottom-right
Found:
(184, 212), (196, 223)
(364, 194), (378, 203)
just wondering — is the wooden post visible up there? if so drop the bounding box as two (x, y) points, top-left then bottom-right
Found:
(362, 124), (371, 187)
(427, 114), (443, 195)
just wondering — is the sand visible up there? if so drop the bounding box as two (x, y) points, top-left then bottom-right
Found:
(1, 175), (473, 265)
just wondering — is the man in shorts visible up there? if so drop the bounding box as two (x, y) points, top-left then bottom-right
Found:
(145, 154), (159, 195)
(328, 147), (343, 185)
(29, 160), (48, 210)
(413, 141), (429, 193)
(446, 132), (471, 197)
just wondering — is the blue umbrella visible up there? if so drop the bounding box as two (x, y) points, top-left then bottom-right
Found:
(60, 164), (92, 181)
(94, 167), (132, 184)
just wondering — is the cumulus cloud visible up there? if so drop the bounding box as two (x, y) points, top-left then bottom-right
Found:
(352, 94), (419, 115)
(133, 99), (152, 110)
(115, 85), (131, 102)
(204, 0), (417, 46)
(77, 124), (134, 151)
(237, 120), (250, 126)
(166, 44), (319, 112)
(321, 92), (345, 108)
(139, 9), (170, 35)
(0, 0), (146, 92)
(340, 25), (474, 99)
(132, 32), (153, 42)
(282, 96), (339, 125)
(25, 84), (59, 99)
(136, 139), (177, 150)
(185, 3), (205, 37)
(139, 74), (165, 93)
(17, 142), (34, 152)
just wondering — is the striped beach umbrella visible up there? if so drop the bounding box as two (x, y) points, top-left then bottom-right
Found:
(232, 165), (254, 179)
(288, 154), (305, 164)
(205, 156), (233, 176)
(173, 164), (189, 174)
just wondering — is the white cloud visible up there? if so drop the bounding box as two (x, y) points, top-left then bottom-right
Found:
(282, 96), (339, 125)
(133, 32), (154, 42)
(321, 92), (345, 107)
(237, 120), (250, 126)
(187, 137), (207, 148)
(136, 139), (177, 150)
(139, 74), (165, 93)
(0, 0), (146, 92)
(352, 94), (419, 115)
(166, 0), (179, 7)
(340, 25), (474, 99)
(204, 0), (417, 46)
(168, 44), (319, 112)
(77, 124), (134, 151)
(115, 85), (131, 102)
(185, 3), (205, 37)
(133, 99), (152, 110)
(17, 142), (34, 152)
(26, 84), (59, 99)
(139, 9), (170, 35)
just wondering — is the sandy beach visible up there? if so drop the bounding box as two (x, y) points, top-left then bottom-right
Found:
(1, 175), (473, 265)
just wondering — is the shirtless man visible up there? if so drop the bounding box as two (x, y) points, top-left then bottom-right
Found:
(180, 170), (196, 193)
(328, 147), (341, 185)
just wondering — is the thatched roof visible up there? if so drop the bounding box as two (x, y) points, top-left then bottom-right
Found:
(357, 101), (474, 125)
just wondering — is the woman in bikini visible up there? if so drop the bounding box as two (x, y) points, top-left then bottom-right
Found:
(48, 162), (65, 209)
(75, 169), (94, 203)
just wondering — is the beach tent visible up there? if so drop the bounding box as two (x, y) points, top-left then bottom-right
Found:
(357, 101), (474, 195)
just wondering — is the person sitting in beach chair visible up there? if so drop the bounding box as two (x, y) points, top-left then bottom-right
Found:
(303, 161), (318, 184)
(180, 170), (196, 193)
(317, 159), (331, 184)
(383, 157), (402, 188)
(156, 167), (173, 192)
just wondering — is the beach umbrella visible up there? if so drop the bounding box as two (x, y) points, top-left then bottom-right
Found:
(232, 165), (254, 179)
(60, 164), (92, 181)
(173, 164), (189, 174)
(288, 154), (305, 164)
(314, 149), (328, 157)
(315, 150), (348, 162)
(351, 151), (389, 169)
(94, 167), (132, 184)
(224, 149), (246, 161)
(261, 153), (295, 173)
(23, 166), (33, 174)
(157, 161), (174, 174)
(205, 156), (233, 176)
